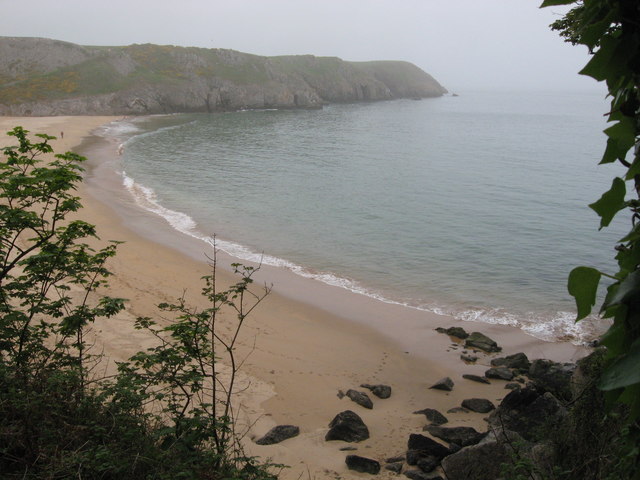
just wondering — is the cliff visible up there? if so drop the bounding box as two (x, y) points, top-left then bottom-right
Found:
(0, 37), (447, 116)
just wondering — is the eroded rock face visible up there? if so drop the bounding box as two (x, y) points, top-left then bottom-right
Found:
(0, 38), (448, 116)
(325, 410), (370, 442)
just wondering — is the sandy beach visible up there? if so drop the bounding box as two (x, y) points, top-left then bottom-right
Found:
(0, 116), (589, 479)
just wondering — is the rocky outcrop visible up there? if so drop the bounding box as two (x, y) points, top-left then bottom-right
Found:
(0, 37), (447, 116)
(488, 386), (567, 442)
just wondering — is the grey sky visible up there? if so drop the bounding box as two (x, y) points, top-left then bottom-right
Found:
(0, 0), (601, 93)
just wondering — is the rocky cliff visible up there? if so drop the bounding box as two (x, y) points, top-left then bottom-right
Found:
(0, 37), (447, 116)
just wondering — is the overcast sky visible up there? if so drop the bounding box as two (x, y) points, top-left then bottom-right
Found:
(0, 0), (601, 93)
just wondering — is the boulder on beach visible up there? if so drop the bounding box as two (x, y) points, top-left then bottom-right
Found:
(485, 366), (514, 381)
(407, 433), (450, 461)
(464, 332), (501, 352)
(436, 326), (469, 339)
(413, 407), (448, 425)
(462, 373), (491, 384)
(345, 455), (380, 474)
(491, 352), (531, 372)
(429, 377), (454, 391)
(325, 410), (370, 442)
(424, 425), (486, 447)
(254, 425), (300, 445)
(461, 398), (495, 413)
(361, 383), (392, 399)
(346, 389), (374, 409)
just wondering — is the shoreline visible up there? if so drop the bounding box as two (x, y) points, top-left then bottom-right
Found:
(0, 116), (589, 479)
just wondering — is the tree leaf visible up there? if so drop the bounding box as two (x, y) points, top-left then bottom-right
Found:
(606, 270), (640, 308)
(540, 0), (575, 6)
(568, 266), (602, 320)
(589, 177), (626, 229)
(599, 339), (640, 390)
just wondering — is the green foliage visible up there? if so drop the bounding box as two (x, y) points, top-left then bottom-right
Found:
(542, 0), (640, 475)
(0, 126), (124, 378)
(113, 254), (275, 474)
(0, 128), (277, 479)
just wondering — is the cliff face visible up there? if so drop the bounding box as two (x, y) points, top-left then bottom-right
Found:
(0, 37), (447, 116)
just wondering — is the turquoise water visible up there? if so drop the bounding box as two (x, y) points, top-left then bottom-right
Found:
(100, 90), (624, 342)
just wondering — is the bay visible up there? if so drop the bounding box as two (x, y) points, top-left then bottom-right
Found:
(102, 90), (623, 343)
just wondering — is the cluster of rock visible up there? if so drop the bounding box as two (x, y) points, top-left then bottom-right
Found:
(255, 325), (584, 479)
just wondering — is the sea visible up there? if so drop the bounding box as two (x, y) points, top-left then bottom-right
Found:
(93, 89), (626, 345)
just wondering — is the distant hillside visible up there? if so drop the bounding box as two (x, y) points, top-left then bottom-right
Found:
(0, 37), (447, 116)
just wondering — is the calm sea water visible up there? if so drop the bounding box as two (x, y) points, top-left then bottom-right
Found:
(98, 90), (625, 343)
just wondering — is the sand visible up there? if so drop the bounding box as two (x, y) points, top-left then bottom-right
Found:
(0, 116), (589, 479)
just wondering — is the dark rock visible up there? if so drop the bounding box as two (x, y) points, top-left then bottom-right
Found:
(446, 407), (469, 414)
(407, 433), (450, 461)
(325, 410), (370, 442)
(429, 377), (454, 391)
(505, 382), (521, 390)
(361, 383), (392, 399)
(345, 455), (380, 474)
(424, 425), (486, 447)
(491, 352), (531, 371)
(404, 470), (435, 480)
(340, 446), (358, 451)
(441, 428), (529, 480)
(462, 374), (490, 384)
(413, 408), (448, 425)
(464, 332), (501, 352)
(385, 462), (403, 473)
(255, 425), (300, 445)
(485, 366), (514, 381)
(460, 354), (478, 363)
(436, 326), (469, 339)
(386, 455), (405, 463)
(528, 359), (576, 401)
(461, 398), (495, 413)
(346, 389), (373, 409)
(416, 456), (439, 473)
(488, 386), (567, 442)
